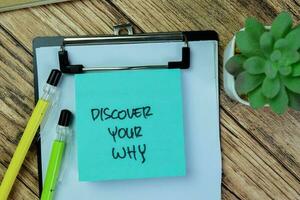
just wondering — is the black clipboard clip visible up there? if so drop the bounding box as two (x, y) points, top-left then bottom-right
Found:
(58, 24), (190, 74)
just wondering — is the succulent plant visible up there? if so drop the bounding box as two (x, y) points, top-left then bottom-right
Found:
(225, 11), (300, 114)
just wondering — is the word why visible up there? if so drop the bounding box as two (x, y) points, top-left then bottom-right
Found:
(112, 144), (146, 164)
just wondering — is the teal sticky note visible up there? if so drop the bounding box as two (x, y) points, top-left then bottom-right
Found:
(75, 69), (186, 181)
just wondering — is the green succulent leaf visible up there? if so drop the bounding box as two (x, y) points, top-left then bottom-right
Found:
(225, 55), (246, 76)
(274, 39), (288, 50)
(292, 62), (300, 76)
(287, 90), (300, 111)
(262, 77), (281, 98)
(284, 51), (300, 65)
(236, 31), (261, 57)
(260, 32), (274, 55)
(245, 17), (266, 39)
(282, 76), (300, 93)
(270, 50), (282, 62)
(269, 85), (289, 114)
(264, 61), (278, 79)
(235, 71), (265, 95)
(271, 11), (293, 40)
(248, 86), (267, 109)
(279, 65), (292, 76)
(243, 57), (265, 74)
(285, 27), (300, 50)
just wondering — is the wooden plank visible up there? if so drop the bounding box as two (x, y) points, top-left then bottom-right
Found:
(0, 0), (70, 12)
(221, 97), (300, 179)
(0, 162), (38, 200)
(112, 0), (300, 51)
(222, 185), (240, 200)
(0, 0), (132, 52)
(221, 110), (300, 199)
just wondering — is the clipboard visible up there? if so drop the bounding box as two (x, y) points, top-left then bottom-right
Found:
(33, 24), (221, 200)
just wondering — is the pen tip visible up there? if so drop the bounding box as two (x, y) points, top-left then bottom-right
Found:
(47, 69), (62, 86)
(58, 110), (72, 127)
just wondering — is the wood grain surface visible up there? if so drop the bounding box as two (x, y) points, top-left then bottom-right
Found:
(0, 0), (299, 199)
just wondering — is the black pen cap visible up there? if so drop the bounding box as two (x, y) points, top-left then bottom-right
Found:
(47, 69), (62, 86)
(58, 109), (72, 127)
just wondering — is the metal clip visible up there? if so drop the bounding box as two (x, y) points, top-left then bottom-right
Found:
(113, 23), (134, 35)
(58, 26), (191, 74)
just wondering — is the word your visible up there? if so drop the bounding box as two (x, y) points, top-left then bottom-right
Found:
(112, 144), (146, 164)
(91, 106), (153, 122)
(108, 126), (142, 142)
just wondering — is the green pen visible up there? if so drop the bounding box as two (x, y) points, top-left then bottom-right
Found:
(41, 109), (72, 200)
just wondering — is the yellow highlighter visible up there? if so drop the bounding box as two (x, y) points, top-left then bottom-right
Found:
(0, 69), (62, 200)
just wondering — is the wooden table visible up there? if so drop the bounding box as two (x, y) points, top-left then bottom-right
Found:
(0, 1), (299, 199)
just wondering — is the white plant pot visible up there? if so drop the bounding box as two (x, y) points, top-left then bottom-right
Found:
(223, 36), (250, 106)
